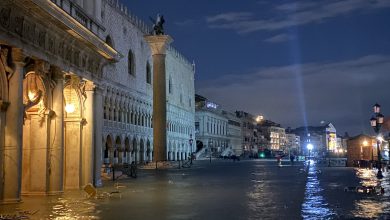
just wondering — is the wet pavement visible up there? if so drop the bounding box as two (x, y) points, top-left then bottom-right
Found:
(1, 159), (390, 219)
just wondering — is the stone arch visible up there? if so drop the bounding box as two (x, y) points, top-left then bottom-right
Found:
(124, 137), (130, 164)
(128, 49), (135, 75)
(23, 70), (49, 115)
(146, 61), (152, 84)
(104, 135), (113, 164)
(140, 138), (145, 163)
(132, 137), (138, 163)
(146, 139), (152, 162)
(105, 35), (114, 48)
(114, 136), (122, 164)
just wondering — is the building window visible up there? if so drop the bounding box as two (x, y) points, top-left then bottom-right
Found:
(168, 76), (172, 94)
(189, 98), (191, 107)
(128, 50), (135, 76)
(106, 35), (113, 47)
(146, 62), (151, 84)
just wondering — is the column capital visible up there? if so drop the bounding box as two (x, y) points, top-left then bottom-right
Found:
(11, 48), (26, 64)
(144, 35), (173, 55)
(50, 66), (65, 81)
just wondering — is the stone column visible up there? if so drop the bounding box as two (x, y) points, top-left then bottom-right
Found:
(83, 81), (98, 187)
(144, 35), (173, 162)
(93, 85), (103, 187)
(1, 48), (25, 203)
(48, 67), (64, 195)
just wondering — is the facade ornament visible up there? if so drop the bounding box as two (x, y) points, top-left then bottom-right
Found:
(0, 45), (14, 80)
(149, 14), (165, 35)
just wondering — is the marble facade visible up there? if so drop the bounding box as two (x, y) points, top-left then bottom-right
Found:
(0, 0), (195, 203)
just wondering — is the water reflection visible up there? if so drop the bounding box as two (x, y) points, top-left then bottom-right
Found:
(301, 160), (335, 219)
(352, 168), (390, 218)
(48, 196), (99, 219)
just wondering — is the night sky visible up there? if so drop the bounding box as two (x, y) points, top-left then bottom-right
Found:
(124, 0), (390, 136)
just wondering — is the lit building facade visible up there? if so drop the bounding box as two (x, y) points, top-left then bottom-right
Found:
(257, 120), (286, 151)
(195, 95), (229, 157)
(235, 111), (259, 155)
(223, 111), (242, 156)
(286, 133), (301, 154)
(292, 123), (338, 156)
(0, 0), (194, 203)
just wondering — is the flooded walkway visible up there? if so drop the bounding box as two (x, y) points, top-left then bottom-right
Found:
(0, 160), (389, 219)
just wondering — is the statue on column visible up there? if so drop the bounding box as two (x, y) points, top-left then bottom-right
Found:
(149, 14), (165, 35)
(0, 45), (14, 80)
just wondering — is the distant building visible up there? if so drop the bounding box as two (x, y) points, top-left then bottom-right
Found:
(292, 123), (337, 156)
(235, 111), (259, 156)
(346, 134), (376, 167)
(223, 111), (243, 156)
(257, 120), (286, 151)
(195, 95), (229, 156)
(286, 133), (301, 155)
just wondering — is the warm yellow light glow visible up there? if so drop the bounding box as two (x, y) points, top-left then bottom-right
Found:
(65, 103), (75, 113)
(256, 115), (263, 122)
(28, 91), (36, 101)
(363, 140), (368, 146)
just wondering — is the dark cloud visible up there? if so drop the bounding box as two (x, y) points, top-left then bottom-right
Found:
(197, 55), (390, 135)
(206, 0), (390, 34)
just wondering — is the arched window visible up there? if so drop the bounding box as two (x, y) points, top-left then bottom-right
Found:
(128, 50), (135, 76)
(168, 76), (172, 94)
(106, 35), (113, 47)
(146, 62), (151, 84)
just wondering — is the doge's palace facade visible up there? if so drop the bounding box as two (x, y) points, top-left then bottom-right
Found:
(0, 0), (195, 204)
(101, 0), (195, 167)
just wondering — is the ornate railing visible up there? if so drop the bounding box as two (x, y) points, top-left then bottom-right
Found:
(50, 0), (105, 37)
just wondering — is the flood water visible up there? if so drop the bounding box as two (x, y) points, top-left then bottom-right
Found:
(1, 160), (389, 219)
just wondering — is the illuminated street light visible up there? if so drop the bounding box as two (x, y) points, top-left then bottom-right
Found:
(370, 103), (384, 179)
(189, 134), (193, 165)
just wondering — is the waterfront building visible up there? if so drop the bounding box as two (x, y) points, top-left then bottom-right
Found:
(292, 123), (337, 156)
(223, 111), (243, 156)
(257, 120), (286, 151)
(195, 94), (229, 157)
(235, 111), (259, 156)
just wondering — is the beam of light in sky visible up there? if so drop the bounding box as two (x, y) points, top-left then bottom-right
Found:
(287, 4), (308, 132)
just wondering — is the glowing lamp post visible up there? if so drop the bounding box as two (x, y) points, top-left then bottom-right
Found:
(189, 134), (193, 165)
(370, 103), (384, 179)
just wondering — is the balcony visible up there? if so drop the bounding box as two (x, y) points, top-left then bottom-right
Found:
(24, 0), (119, 61)
(49, 0), (105, 36)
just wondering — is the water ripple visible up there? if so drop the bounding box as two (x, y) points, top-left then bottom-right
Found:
(302, 160), (335, 219)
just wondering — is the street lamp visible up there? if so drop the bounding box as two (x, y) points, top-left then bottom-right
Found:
(189, 134), (193, 165)
(209, 140), (213, 163)
(370, 103), (384, 179)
